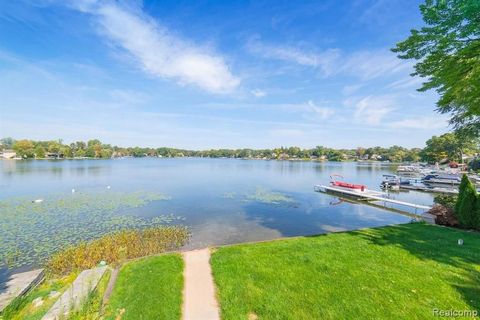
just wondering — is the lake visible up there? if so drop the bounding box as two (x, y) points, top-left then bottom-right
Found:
(0, 158), (434, 271)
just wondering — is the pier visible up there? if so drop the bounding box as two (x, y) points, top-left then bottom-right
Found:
(314, 185), (433, 214)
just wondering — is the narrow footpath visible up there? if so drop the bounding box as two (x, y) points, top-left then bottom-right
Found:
(182, 249), (220, 320)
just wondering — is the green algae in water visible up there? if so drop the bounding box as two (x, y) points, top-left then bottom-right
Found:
(0, 191), (182, 269)
(245, 187), (295, 204)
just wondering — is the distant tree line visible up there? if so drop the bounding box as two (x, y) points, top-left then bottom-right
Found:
(0, 132), (478, 163)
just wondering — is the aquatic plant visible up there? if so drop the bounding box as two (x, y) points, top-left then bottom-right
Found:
(0, 191), (183, 269)
(46, 226), (189, 276)
(245, 187), (295, 204)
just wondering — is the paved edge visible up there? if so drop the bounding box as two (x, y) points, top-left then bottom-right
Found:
(0, 269), (45, 312)
(182, 248), (220, 320)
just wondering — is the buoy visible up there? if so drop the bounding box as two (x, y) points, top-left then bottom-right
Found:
(72, 189), (75, 193)
(458, 239), (464, 245)
(107, 185), (111, 189)
(32, 199), (44, 203)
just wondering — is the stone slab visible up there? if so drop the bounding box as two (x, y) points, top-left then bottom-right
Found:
(42, 266), (107, 320)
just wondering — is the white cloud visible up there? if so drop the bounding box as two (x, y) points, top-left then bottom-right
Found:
(247, 38), (341, 76)
(390, 116), (448, 129)
(248, 39), (409, 81)
(340, 50), (410, 80)
(342, 84), (363, 95)
(346, 95), (395, 125)
(70, 0), (239, 94)
(388, 76), (423, 90)
(304, 100), (335, 120)
(251, 89), (266, 97)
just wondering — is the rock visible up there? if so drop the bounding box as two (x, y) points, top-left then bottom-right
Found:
(48, 291), (60, 299)
(32, 297), (44, 308)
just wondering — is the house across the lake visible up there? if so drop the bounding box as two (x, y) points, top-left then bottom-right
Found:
(0, 150), (17, 159)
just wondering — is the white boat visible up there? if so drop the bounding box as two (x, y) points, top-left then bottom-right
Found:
(422, 173), (461, 185)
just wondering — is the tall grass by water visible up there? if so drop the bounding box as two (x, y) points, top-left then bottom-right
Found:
(46, 226), (189, 276)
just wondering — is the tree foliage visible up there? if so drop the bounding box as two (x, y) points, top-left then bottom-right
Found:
(421, 132), (478, 162)
(392, 0), (480, 137)
(13, 140), (35, 158)
(2, 134), (477, 162)
(455, 174), (478, 228)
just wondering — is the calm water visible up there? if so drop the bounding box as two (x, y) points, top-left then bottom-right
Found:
(1, 158), (434, 268)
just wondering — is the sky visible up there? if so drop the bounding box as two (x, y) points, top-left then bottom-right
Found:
(0, 0), (450, 149)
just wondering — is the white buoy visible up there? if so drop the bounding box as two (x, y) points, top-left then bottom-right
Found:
(32, 199), (44, 203)
(72, 188), (76, 193)
(458, 239), (464, 245)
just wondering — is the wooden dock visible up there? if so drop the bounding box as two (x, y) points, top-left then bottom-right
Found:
(314, 185), (432, 212)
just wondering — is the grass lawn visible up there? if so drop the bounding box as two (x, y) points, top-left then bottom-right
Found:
(103, 254), (184, 320)
(211, 223), (480, 320)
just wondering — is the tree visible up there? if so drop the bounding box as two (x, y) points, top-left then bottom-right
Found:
(47, 141), (62, 154)
(0, 137), (15, 150)
(87, 139), (101, 148)
(421, 132), (478, 163)
(392, 0), (480, 137)
(34, 145), (46, 158)
(13, 140), (35, 158)
(455, 174), (477, 228)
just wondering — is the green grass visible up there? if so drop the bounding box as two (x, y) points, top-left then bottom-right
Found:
(211, 223), (480, 320)
(103, 254), (184, 320)
(1, 272), (78, 320)
(67, 268), (111, 320)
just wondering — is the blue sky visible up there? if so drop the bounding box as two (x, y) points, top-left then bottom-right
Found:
(0, 0), (449, 149)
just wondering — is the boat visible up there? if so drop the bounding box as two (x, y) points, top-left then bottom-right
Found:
(380, 174), (415, 190)
(326, 175), (386, 197)
(396, 165), (421, 174)
(422, 173), (461, 185)
(330, 174), (366, 191)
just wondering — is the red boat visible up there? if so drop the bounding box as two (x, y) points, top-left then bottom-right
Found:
(330, 175), (366, 191)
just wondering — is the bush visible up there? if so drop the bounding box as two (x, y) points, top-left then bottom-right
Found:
(454, 175), (478, 229)
(46, 226), (189, 276)
(433, 194), (457, 211)
(428, 204), (458, 227)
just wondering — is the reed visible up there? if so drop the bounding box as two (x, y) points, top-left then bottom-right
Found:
(45, 226), (189, 276)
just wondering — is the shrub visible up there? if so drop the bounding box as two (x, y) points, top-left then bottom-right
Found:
(433, 194), (457, 211)
(428, 204), (458, 227)
(46, 226), (189, 276)
(454, 175), (477, 229)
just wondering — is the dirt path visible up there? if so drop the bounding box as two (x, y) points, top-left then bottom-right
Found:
(182, 249), (220, 320)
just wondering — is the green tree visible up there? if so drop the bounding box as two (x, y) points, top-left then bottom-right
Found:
(34, 145), (46, 158)
(421, 132), (478, 163)
(392, 0), (480, 137)
(100, 148), (113, 159)
(87, 139), (102, 148)
(47, 141), (62, 154)
(455, 174), (477, 228)
(13, 140), (35, 158)
(0, 137), (15, 150)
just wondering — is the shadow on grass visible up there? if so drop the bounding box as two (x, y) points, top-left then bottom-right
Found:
(349, 223), (480, 311)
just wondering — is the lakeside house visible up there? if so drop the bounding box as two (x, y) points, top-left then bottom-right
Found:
(0, 150), (17, 159)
